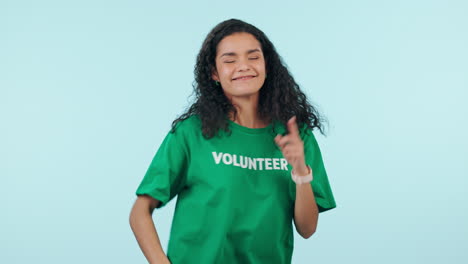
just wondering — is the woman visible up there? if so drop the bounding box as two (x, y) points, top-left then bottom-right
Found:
(129, 18), (336, 264)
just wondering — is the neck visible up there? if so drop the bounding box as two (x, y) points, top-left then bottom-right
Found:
(227, 93), (268, 129)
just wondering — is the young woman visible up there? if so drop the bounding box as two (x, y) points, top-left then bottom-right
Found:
(129, 18), (336, 264)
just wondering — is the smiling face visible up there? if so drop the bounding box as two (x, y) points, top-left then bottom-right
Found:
(212, 32), (267, 99)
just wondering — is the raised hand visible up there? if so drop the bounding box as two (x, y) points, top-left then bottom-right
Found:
(274, 116), (309, 176)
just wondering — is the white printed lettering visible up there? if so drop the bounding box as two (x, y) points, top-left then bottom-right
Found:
(240, 156), (248, 168)
(280, 158), (288, 170)
(223, 153), (233, 165)
(212, 151), (289, 171)
(248, 157), (257, 170)
(212, 152), (223, 164)
(265, 158), (272, 170)
(273, 158), (280, 170)
(233, 154), (240, 167)
(257, 158), (264, 170)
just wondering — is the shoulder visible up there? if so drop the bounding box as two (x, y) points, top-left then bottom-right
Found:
(299, 124), (314, 138)
(172, 115), (202, 133)
(297, 124), (320, 149)
(270, 120), (315, 140)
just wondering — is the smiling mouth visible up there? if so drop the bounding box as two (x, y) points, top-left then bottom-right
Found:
(233, 76), (256, 81)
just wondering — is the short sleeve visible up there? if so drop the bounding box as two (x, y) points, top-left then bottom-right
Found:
(135, 129), (189, 208)
(301, 127), (337, 213)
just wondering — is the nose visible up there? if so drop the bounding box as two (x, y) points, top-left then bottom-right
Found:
(237, 57), (251, 72)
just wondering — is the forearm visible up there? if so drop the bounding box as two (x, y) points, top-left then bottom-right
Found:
(129, 203), (170, 264)
(293, 165), (319, 238)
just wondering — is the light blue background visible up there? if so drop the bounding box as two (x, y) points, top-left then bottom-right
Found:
(2, 0), (467, 263)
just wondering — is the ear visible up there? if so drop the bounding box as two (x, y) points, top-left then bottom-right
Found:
(211, 67), (219, 81)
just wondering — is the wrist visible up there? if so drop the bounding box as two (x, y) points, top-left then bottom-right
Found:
(291, 165), (313, 184)
(293, 163), (309, 176)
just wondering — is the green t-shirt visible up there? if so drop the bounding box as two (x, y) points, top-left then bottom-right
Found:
(136, 115), (336, 264)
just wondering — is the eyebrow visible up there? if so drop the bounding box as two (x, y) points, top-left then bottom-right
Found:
(220, 48), (261, 58)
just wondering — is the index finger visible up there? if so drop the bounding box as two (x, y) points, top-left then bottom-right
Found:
(287, 116), (300, 136)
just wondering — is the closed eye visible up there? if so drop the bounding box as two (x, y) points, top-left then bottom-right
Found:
(224, 57), (259, 63)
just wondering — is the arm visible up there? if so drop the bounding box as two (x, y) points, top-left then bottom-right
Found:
(293, 165), (319, 239)
(129, 195), (171, 264)
(275, 116), (319, 239)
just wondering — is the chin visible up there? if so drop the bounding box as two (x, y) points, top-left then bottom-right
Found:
(225, 89), (261, 98)
(225, 83), (263, 96)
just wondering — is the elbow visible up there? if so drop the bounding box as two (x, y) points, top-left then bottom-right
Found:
(128, 199), (145, 229)
(299, 226), (317, 239)
(300, 230), (315, 239)
(294, 215), (318, 239)
(129, 205), (137, 229)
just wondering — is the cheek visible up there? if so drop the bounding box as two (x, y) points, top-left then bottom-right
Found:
(220, 66), (234, 76)
(255, 65), (266, 75)
(220, 68), (230, 78)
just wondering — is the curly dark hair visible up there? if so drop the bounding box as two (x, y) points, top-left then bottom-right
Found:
(171, 18), (327, 138)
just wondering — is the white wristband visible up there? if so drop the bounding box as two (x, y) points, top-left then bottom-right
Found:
(291, 165), (313, 184)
